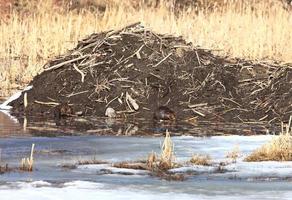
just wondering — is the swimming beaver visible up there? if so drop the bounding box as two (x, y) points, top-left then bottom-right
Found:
(153, 106), (176, 121)
(54, 103), (74, 120)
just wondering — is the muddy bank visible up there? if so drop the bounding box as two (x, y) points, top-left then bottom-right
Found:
(9, 23), (292, 124)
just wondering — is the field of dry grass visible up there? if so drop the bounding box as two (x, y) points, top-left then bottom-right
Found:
(0, 0), (291, 97)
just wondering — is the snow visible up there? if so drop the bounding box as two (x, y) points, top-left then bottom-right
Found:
(71, 135), (292, 180)
(0, 180), (291, 200)
(76, 164), (149, 175)
(169, 165), (218, 173)
(1, 135), (292, 199)
(0, 85), (33, 110)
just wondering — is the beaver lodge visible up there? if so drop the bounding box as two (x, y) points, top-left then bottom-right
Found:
(9, 23), (292, 125)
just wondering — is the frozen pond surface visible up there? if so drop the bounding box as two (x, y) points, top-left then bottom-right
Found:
(1, 135), (292, 199)
(1, 180), (292, 200)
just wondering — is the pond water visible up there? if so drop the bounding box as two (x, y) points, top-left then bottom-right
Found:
(0, 110), (291, 200)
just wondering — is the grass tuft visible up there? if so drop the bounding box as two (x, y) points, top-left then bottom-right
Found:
(226, 145), (240, 163)
(158, 130), (175, 170)
(245, 116), (292, 162)
(190, 154), (212, 166)
(77, 159), (108, 165)
(112, 162), (148, 170)
(20, 143), (35, 171)
(0, 163), (11, 174)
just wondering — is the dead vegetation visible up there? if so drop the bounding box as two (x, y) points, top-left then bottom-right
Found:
(145, 130), (181, 172)
(19, 143), (35, 171)
(0, 0), (291, 98)
(158, 130), (175, 170)
(0, 163), (11, 174)
(110, 130), (184, 181)
(148, 131), (185, 180)
(226, 145), (240, 163)
(190, 154), (212, 166)
(77, 159), (108, 165)
(245, 116), (292, 162)
(112, 162), (148, 170)
(0, 143), (36, 174)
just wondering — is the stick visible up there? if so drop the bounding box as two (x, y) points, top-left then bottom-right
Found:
(73, 64), (85, 83)
(44, 55), (90, 71)
(24, 93), (28, 109)
(188, 103), (208, 108)
(191, 109), (205, 117)
(34, 100), (59, 106)
(66, 90), (89, 98)
(152, 53), (172, 68)
(135, 45), (145, 59)
(195, 50), (202, 67)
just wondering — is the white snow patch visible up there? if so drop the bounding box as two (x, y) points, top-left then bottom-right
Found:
(169, 165), (217, 173)
(76, 164), (148, 175)
(224, 161), (292, 179)
(63, 181), (103, 189)
(0, 181), (291, 200)
(0, 85), (33, 110)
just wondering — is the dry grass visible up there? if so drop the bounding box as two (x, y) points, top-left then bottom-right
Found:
(245, 116), (292, 162)
(226, 145), (240, 163)
(20, 143), (35, 171)
(112, 162), (148, 170)
(190, 154), (212, 166)
(145, 130), (176, 171)
(158, 130), (175, 170)
(0, 0), (291, 97)
(146, 151), (157, 169)
(77, 159), (108, 165)
(0, 163), (10, 174)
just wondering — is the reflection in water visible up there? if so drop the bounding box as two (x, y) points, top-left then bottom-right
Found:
(0, 110), (278, 137)
(0, 111), (22, 136)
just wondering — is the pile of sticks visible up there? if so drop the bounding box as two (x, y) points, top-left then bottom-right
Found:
(11, 23), (291, 124)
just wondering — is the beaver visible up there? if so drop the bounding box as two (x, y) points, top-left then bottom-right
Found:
(54, 103), (74, 120)
(153, 106), (176, 121)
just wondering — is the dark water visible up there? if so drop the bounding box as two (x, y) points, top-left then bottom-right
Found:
(0, 110), (277, 138)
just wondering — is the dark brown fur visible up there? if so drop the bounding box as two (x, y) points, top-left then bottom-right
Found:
(54, 103), (74, 120)
(153, 106), (176, 121)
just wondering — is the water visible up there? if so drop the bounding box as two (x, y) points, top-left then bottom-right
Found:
(0, 111), (291, 200)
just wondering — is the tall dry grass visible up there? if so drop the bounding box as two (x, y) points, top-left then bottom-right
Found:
(0, 0), (291, 97)
(245, 116), (292, 162)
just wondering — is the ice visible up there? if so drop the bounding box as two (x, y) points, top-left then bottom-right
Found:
(76, 164), (149, 175)
(0, 180), (291, 200)
(224, 161), (292, 179)
(1, 135), (292, 199)
(169, 165), (218, 173)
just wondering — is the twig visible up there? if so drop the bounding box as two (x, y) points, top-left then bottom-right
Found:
(44, 55), (90, 71)
(190, 109), (206, 117)
(34, 100), (59, 106)
(195, 50), (202, 67)
(135, 45), (145, 59)
(221, 97), (242, 107)
(73, 64), (85, 83)
(66, 90), (89, 98)
(152, 53), (172, 68)
(188, 103), (208, 108)
(106, 96), (119, 107)
(24, 93), (28, 109)
(150, 72), (163, 80)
